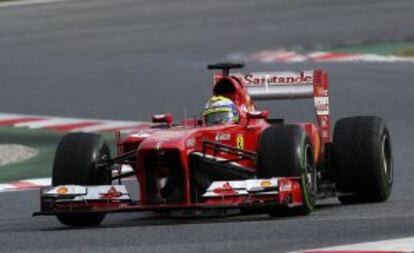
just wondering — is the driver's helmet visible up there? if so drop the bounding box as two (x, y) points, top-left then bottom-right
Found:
(203, 96), (239, 125)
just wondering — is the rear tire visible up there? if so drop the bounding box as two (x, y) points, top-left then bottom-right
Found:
(52, 133), (111, 227)
(257, 125), (316, 215)
(333, 116), (393, 204)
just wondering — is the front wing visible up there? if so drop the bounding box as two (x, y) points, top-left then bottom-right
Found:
(33, 178), (304, 216)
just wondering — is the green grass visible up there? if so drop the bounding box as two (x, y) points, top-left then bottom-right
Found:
(329, 41), (414, 56)
(0, 127), (116, 183)
(395, 48), (414, 57)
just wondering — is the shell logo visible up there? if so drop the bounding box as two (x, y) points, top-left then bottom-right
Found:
(57, 187), (68, 194)
(260, 180), (272, 188)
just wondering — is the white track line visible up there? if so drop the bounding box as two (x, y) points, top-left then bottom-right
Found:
(77, 121), (145, 133)
(20, 178), (51, 186)
(0, 113), (29, 120)
(309, 52), (414, 63)
(236, 49), (414, 64)
(0, 166), (134, 193)
(0, 0), (72, 8)
(0, 112), (149, 132)
(15, 118), (88, 128)
(302, 237), (414, 252)
(0, 184), (14, 191)
(358, 54), (414, 63)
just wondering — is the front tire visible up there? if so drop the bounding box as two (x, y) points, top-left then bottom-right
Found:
(333, 116), (393, 204)
(257, 125), (316, 215)
(52, 133), (111, 227)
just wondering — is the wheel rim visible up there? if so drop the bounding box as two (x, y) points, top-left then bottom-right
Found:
(381, 135), (393, 185)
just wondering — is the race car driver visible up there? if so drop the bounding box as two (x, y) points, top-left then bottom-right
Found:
(203, 96), (239, 125)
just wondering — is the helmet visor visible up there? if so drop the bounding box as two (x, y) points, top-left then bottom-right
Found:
(204, 110), (234, 126)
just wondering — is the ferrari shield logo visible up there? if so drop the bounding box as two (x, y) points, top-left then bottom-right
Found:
(236, 134), (244, 149)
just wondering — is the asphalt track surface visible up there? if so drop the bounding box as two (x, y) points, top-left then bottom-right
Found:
(1, 0), (414, 252)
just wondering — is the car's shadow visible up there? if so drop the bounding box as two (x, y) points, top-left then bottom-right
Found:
(37, 202), (343, 231)
(39, 213), (271, 231)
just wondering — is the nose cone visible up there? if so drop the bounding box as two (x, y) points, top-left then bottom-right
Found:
(138, 129), (197, 151)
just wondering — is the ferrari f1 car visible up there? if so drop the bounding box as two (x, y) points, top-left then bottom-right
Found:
(34, 63), (393, 226)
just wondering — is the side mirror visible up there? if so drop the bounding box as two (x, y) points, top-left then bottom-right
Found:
(246, 110), (269, 120)
(152, 113), (173, 125)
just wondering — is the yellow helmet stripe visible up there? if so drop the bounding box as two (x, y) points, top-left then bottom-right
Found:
(203, 107), (231, 116)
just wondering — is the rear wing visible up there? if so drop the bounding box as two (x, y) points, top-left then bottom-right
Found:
(233, 71), (319, 100)
(214, 70), (330, 142)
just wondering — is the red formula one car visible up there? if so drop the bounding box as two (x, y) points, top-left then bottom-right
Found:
(34, 63), (393, 226)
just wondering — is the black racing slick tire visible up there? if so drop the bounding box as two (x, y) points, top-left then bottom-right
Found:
(52, 133), (111, 227)
(333, 116), (393, 204)
(257, 125), (316, 215)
